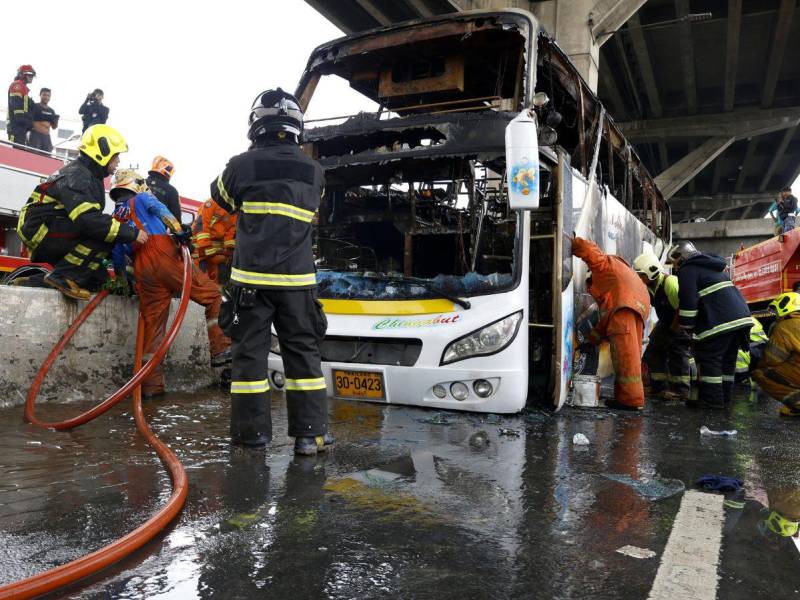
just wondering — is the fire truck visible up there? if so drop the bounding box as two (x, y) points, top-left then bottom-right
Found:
(732, 227), (800, 310)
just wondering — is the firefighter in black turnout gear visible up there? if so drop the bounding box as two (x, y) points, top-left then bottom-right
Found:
(669, 241), (752, 409)
(633, 253), (693, 401)
(17, 124), (144, 300)
(211, 88), (332, 455)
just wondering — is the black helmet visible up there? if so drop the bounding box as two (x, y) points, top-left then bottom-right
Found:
(247, 88), (304, 141)
(667, 240), (699, 266)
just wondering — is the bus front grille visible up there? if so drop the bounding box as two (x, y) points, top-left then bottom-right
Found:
(320, 336), (422, 367)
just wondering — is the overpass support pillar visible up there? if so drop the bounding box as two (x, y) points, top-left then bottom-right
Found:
(457, 0), (646, 91)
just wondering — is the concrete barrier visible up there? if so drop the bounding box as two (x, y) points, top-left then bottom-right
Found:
(0, 287), (216, 407)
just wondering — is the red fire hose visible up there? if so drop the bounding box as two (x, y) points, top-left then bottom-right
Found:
(0, 246), (193, 600)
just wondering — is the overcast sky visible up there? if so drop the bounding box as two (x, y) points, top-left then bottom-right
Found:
(1, 0), (375, 201)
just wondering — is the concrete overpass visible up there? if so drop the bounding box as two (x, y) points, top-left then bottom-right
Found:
(305, 0), (800, 229)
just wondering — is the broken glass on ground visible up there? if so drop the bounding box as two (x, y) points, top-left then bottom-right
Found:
(602, 473), (685, 501)
(616, 545), (657, 559)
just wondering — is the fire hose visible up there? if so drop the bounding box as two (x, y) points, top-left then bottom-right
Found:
(0, 245), (193, 599)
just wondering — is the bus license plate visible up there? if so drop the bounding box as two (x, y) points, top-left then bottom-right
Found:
(333, 370), (385, 400)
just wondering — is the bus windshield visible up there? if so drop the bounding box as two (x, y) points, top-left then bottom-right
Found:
(314, 163), (520, 302)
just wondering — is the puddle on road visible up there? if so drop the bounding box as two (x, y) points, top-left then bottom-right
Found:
(0, 387), (798, 599)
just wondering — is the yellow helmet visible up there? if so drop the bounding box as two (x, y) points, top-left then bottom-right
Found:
(633, 253), (663, 282)
(110, 169), (148, 199)
(79, 124), (127, 167)
(768, 292), (800, 319)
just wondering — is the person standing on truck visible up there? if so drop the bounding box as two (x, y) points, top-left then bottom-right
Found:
(633, 252), (692, 401)
(7, 65), (36, 145)
(146, 156), (182, 222)
(193, 198), (237, 285)
(668, 240), (752, 409)
(16, 124), (145, 300)
(571, 235), (651, 411)
(210, 88), (332, 454)
(769, 187), (798, 235)
(28, 88), (59, 152)
(79, 89), (109, 132)
(751, 292), (800, 416)
(110, 169), (231, 398)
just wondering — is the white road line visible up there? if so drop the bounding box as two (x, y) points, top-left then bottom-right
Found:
(648, 490), (725, 600)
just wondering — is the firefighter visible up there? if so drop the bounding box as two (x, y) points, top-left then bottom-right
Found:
(110, 169), (231, 398)
(572, 235), (651, 410)
(751, 292), (800, 416)
(7, 65), (36, 145)
(193, 198), (237, 285)
(16, 124), (144, 300)
(668, 240), (752, 409)
(735, 317), (768, 384)
(146, 156), (182, 222)
(210, 88), (332, 454)
(633, 252), (692, 401)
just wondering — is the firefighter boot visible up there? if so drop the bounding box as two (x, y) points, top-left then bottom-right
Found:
(294, 433), (336, 456)
(230, 395), (272, 447)
(44, 273), (91, 301)
(779, 390), (800, 417)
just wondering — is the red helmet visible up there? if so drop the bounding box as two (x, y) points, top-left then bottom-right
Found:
(16, 65), (36, 77)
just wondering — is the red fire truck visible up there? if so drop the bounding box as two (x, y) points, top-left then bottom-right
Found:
(731, 227), (800, 309)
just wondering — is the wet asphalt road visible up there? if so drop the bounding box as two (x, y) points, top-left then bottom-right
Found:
(0, 388), (798, 599)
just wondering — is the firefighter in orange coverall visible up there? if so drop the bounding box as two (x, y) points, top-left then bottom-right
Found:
(571, 235), (651, 410)
(193, 199), (237, 284)
(110, 170), (231, 398)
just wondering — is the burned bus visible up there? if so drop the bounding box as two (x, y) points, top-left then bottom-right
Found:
(268, 9), (670, 412)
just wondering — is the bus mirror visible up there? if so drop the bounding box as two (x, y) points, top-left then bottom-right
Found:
(505, 109), (540, 211)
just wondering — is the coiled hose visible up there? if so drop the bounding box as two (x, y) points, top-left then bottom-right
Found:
(0, 246), (193, 599)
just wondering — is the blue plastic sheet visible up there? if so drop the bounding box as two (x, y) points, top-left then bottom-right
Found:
(316, 271), (513, 300)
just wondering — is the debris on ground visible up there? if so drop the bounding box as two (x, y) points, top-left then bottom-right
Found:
(616, 545), (657, 559)
(469, 431), (490, 449)
(695, 474), (744, 492)
(499, 428), (521, 437)
(723, 499), (746, 509)
(602, 474), (685, 501)
(700, 426), (737, 437)
(573, 433), (590, 446)
(416, 414), (451, 426)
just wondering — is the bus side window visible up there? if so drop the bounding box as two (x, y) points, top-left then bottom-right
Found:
(181, 211), (195, 226)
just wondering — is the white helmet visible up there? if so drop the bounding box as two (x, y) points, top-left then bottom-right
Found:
(633, 253), (663, 282)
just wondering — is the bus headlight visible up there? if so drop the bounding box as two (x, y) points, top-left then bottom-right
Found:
(440, 311), (523, 365)
(450, 382), (469, 401)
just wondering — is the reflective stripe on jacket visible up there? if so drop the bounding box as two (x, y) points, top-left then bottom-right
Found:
(677, 253), (751, 340)
(16, 155), (137, 251)
(756, 312), (800, 387)
(193, 199), (237, 261)
(210, 140), (324, 290)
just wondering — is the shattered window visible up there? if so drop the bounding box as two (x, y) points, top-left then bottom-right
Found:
(315, 162), (519, 301)
(305, 75), (383, 129)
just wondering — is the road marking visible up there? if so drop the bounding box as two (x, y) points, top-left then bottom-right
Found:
(648, 490), (725, 600)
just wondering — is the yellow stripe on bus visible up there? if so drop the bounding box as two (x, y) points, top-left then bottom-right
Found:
(319, 298), (456, 315)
